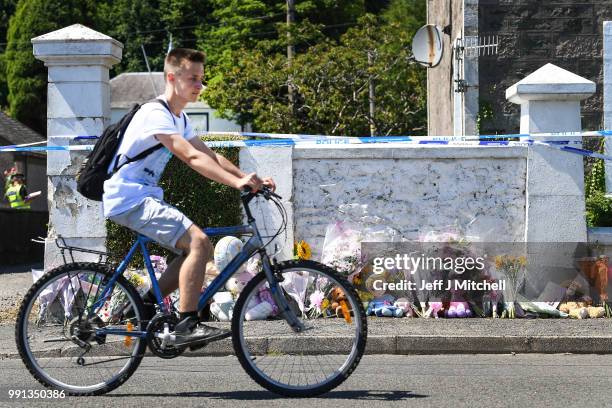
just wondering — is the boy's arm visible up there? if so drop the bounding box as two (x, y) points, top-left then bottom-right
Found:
(155, 133), (263, 191)
(188, 136), (245, 178)
(189, 137), (277, 190)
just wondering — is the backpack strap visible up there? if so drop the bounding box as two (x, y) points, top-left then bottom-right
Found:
(113, 98), (186, 173)
(154, 98), (187, 128)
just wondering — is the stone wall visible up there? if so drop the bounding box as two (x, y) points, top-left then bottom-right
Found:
(293, 145), (527, 257)
(243, 145), (528, 260)
(479, 1), (612, 134)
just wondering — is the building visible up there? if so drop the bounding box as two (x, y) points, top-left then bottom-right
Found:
(427, 0), (612, 136)
(109, 72), (246, 133)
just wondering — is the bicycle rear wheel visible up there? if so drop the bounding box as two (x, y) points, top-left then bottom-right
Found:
(15, 263), (146, 395)
(232, 260), (367, 397)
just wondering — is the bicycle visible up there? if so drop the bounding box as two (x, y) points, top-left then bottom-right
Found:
(15, 187), (367, 397)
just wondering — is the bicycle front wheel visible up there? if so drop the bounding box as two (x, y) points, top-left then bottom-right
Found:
(15, 263), (147, 395)
(232, 260), (367, 397)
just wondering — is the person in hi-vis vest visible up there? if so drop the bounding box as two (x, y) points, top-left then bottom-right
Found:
(3, 168), (33, 210)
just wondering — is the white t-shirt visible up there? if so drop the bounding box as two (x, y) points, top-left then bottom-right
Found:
(102, 96), (195, 217)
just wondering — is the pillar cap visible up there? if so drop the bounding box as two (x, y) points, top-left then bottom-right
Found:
(32, 24), (122, 67)
(506, 63), (595, 104)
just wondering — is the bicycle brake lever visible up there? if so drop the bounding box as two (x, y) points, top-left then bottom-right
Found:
(262, 186), (282, 200)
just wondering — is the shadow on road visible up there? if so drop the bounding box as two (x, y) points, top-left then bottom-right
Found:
(107, 389), (428, 401)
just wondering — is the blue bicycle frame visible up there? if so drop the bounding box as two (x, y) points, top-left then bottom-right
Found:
(92, 192), (303, 340)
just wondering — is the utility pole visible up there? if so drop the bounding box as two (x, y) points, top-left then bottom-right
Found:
(141, 44), (158, 95)
(287, 0), (295, 113)
(368, 51), (376, 136)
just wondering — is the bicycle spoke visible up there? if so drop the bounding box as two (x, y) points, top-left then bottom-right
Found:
(17, 265), (146, 395)
(233, 261), (366, 396)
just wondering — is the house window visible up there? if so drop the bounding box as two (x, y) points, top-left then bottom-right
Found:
(188, 112), (209, 134)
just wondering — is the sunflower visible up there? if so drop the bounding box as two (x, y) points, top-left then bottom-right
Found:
(294, 240), (312, 260)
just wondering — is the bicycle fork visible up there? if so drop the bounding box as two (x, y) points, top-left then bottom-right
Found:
(260, 254), (305, 333)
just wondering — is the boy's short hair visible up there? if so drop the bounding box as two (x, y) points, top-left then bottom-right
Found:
(164, 48), (206, 80)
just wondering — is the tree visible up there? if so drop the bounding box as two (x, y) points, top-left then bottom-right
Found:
(0, 0), (16, 109)
(203, 11), (426, 136)
(195, 0), (282, 73)
(95, 0), (212, 76)
(197, 0), (369, 78)
(5, 0), (96, 134)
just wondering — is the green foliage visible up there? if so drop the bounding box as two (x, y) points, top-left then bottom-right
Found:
(0, 0), (16, 109)
(196, 0), (281, 71)
(477, 101), (493, 133)
(586, 158), (605, 199)
(5, 0), (96, 133)
(586, 191), (612, 227)
(106, 136), (242, 267)
(382, 0), (425, 37)
(204, 11), (426, 135)
(0, 0), (16, 45)
(584, 139), (612, 226)
(95, 0), (212, 76)
(197, 0), (367, 74)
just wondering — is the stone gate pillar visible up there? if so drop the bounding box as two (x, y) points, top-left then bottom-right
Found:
(506, 63), (595, 298)
(32, 24), (122, 270)
(506, 63), (595, 242)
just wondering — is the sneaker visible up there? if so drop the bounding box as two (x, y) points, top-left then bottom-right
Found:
(173, 316), (231, 349)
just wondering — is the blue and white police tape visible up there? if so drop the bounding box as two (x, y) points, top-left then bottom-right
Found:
(0, 131), (610, 160)
(7, 128), (612, 146)
(35, 128), (612, 143)
(197, 129), (612, 141)
(0, 136), (592, 151)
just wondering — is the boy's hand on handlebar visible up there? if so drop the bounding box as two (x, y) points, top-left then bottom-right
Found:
(237, 172), (264, 192)
(262, 177), (276, 192)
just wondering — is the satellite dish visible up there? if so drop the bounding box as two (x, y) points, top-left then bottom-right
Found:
(412, 24), (444, 68)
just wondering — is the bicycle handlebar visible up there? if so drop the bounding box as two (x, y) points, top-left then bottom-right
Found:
(241, 185), (282, 201)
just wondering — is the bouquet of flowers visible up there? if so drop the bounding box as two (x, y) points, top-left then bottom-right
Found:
(495, 255), (527, 318)
(321, 222), (362, 277)
(306, 290), (327, 318)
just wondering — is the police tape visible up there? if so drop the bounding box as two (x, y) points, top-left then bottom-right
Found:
(198, 129), (612, 140)
(0, 133), (610, 160)
(4, 127), (612, 147)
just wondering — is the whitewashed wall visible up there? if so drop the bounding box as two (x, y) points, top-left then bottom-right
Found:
(242, 145), (529, 260)
(292, 145), (526, 257)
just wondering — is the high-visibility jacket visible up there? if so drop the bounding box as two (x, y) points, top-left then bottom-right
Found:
(5, 184), (30, 209)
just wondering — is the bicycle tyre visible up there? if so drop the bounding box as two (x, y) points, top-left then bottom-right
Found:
(15, 262), (147, 396)
(232, 260), (367, 397)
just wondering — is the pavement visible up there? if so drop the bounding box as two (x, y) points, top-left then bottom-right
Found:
(1, 265), (612, 359)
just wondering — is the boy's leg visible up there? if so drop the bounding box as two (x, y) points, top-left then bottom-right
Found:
(174, 224), (212, 313)
(156, 245), (217, 297)
(172, 225), (230, 347)
(156, 255), (185, 296)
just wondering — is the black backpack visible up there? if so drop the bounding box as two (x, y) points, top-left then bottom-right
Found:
(76, 99), (178, 201)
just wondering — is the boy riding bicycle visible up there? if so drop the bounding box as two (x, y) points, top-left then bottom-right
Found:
(102, 48), (275, 348)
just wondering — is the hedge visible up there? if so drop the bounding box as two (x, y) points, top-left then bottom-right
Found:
(105, 135), (242, 267)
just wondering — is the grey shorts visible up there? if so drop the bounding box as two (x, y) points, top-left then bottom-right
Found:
(108, 197), (194, 254)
